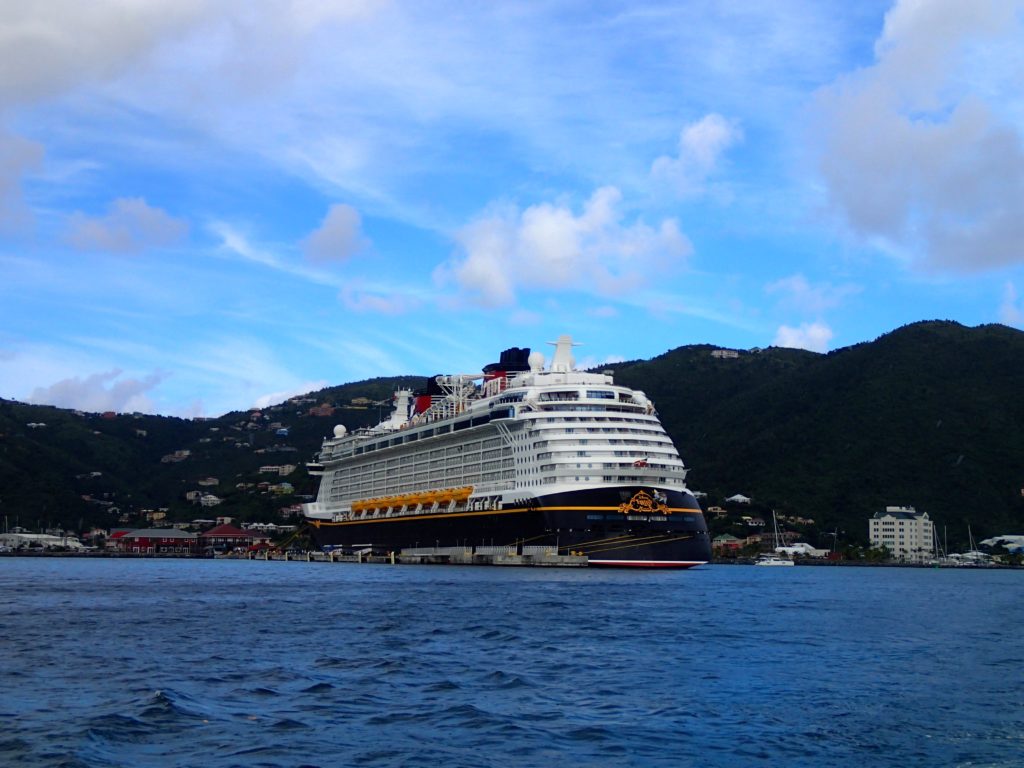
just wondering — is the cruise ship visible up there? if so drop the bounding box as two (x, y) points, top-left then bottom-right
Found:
(303, 336), (711, 567)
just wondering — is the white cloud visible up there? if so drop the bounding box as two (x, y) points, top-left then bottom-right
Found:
(0, 1), (210, 105)
(773, 322), (833, 352)
(1000, 282), (1024, 328)
(302, 203), (367, 262)
(814, 0), (1024, 271)
(765, 274), (860, 314)
(66, 197), (188, 253)
(253, 380), (328, 410)
(27, 368), (165, 413)
(651, 113), (743, 198)
(576, 354), (626, 371)
(340, 285), (417, 314)
(0, 129), (44, 230)
(210, 220), (343, 287)
(509, 309), (542, 326)
(440, 186), (692, 305)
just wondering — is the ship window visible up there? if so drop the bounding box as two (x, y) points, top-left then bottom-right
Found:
(586, 390), (615, 399)
(539, 391), (578, 401)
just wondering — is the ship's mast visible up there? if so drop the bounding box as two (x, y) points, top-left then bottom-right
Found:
(547, 335), (581, 372)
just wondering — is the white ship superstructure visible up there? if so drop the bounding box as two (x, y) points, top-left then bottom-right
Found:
(303, 335), (711, 567)
(304, 336), (687, 521)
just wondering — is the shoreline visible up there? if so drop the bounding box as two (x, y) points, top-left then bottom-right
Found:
(2, 550), (1021, 569)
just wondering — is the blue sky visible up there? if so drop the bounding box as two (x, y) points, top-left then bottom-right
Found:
(2, 0), (1023, 416)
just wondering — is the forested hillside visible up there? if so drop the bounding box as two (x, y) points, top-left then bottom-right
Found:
(615, 321), (1024, 549)
(3, 321), (1022, 550)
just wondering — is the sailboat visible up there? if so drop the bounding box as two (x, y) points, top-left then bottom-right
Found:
(959, 524), (992, 566)
(754, 510), (795, 566)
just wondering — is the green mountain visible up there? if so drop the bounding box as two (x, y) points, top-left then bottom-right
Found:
(614, 320), (1024, 549)
(0, 377), (420, 534)
(2, 321), (1022, 551)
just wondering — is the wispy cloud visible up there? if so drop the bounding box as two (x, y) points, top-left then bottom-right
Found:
(765, 273), (860, 315)
(340, 285), (419, 315)
(812, 0), (1024, 272)
(1000, 282), (1024, 328)
(0, 129), (44, 231)
(209, 220), (345, 288)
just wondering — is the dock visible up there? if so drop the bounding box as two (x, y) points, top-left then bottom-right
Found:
(245, 545), (589, 567)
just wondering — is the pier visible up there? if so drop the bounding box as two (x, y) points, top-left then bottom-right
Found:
(245, 545), (589, 567)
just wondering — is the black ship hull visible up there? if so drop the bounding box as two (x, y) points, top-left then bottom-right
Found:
(305, 487), (711, 568)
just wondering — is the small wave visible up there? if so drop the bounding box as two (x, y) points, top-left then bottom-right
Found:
(565, 725), (616, 742)
(138, 688), (210, 722)
(365, 710), (436, 726)
(424, 680), (461, 692)
(84, 713), (157, 744)
(437, 703), (500, 728)
(481, 670), (531, 689)
(302, 682), (334, 693)
(0, 737), (31, 760)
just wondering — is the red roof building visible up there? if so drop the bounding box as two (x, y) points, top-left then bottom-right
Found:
(116, 529), (199, 554)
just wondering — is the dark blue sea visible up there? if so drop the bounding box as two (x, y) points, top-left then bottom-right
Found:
(1, 559), (1021, 767)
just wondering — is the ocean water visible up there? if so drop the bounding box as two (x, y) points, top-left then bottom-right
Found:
(0, 559), (1020, 768)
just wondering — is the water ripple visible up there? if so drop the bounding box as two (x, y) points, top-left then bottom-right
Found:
(1, 559), (1021, 767)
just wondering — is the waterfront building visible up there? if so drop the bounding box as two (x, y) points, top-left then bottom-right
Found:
(869, 506), (934, 563)
(199, 524), (268, 552)
(116, 529), (199, 555)
(712, 534), (743, 553)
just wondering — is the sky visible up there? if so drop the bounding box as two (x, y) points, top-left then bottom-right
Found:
(1, 0), (1023, 417)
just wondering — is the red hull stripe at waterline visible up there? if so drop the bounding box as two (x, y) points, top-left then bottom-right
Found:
(587, 560), (706, 568)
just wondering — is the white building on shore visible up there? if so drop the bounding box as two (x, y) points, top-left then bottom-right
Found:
(0, 532), (87, 551)
(869, 506), (934, 563)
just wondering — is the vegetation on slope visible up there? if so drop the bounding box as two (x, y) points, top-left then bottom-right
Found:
(2, 321), (1022, 552)
(614, 321), (1024, 549)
